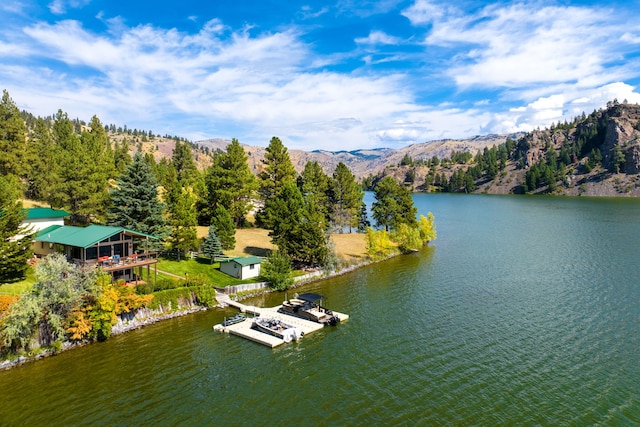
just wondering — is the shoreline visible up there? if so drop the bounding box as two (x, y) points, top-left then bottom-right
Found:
(0, 250), (403, 371)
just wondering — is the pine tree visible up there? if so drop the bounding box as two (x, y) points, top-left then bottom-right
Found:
(261, 250), (294, 291)
(172, 140), (199, 185)
(0, 90), (27, 179)
(299, 161), (331, 231)
(26, 118), (60, 204)
(211, 205), (236, 251)
(265, 181), (304, 255)
(0, 176), (34, 282)
(107, 152), (168, 250)
(202, 226), (223, 263)
(357, 201), (371, 232)
(256, 136), (297, 228)
(372, 176), (417, 231)
(330, 162), (363, 233)
(202, 138), (257, 226)
(166, 182), (198, 260)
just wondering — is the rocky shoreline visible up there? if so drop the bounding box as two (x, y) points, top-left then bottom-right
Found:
(0, 253), (399, 371)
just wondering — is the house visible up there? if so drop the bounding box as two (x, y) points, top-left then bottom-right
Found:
(23, 207), (70, 232)
(33, 224), (159, 283)
(219, 256), (262, 280)
(17, 207), (70, 240)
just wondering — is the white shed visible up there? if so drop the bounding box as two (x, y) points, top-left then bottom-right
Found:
(220, 256), (262, 280)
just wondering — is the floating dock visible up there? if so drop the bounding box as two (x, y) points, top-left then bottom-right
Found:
(213, 305), (349, 348)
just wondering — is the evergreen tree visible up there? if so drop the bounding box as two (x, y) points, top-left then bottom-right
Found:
(201, 226), (223, 264)
(357, 201), (371, 232)
(372, 176), (417, 231)
(202, 138), (257, 226)
(52, 111), (112, 223)
(261, 250), (294, 291)
(265, 181), (304, 255)
(299, 161), (331, 231)
(330, 162), (363, 233)
(166, 182), (198, 260)
(107, 152), (168, 250)
(0, 90), (27, 179)
(77, 115), (115, 219)
(172, 140), (199, 185)
(256, 136), (297, 228)
(0, 176), (34, 283)
(26, 118), (60, 204)
(211, 205), (236, 251)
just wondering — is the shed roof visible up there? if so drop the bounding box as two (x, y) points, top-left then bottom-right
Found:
(232, 256), (262, 266)
(34, 225), (158, 249)
(25, 207), (70, 220)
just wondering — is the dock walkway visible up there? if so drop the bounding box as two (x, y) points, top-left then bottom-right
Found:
(213, 303), (349, 348)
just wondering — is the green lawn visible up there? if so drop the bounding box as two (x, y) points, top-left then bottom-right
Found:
(156, 257), (261, 287)
(0, 267), (36, 295)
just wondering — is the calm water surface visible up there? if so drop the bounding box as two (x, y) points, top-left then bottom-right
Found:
(1, 194), (639, 426)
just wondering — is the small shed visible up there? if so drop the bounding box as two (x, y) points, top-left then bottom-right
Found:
(220, 256), (262, 280)
(21, 208), (69, 235)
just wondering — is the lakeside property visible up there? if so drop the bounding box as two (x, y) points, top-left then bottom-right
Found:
(0, 226), (375, 370)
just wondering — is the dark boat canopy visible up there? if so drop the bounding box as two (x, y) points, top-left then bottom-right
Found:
(297, 293), (324, 303)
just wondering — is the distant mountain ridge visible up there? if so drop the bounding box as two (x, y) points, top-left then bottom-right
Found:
(194, 133), (523, 178)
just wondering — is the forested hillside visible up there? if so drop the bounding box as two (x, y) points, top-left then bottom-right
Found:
(364, 100), (640, 197)
(0, 89), (435, 274)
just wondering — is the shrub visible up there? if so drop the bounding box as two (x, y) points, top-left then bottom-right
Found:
(148, 288), (194, 311)
(194, 283), (217, 307)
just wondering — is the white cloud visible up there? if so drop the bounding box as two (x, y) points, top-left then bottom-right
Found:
(402, 0), (445, 25)
(48, 0), (90, 15)
(3, 2), (640, 152)
(355, 30), (401, 45)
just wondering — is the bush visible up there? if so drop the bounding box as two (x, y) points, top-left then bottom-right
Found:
(261, 251), (294, 291)
(148, 288), (194, 310)
(194, 283), (217, 307)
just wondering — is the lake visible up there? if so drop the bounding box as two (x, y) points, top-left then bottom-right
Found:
(1, 194), (639, 425)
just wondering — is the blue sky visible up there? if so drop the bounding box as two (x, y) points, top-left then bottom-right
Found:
(2, 0), (640, 151)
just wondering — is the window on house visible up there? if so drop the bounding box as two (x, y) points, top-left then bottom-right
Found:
(250, 264), (255, 269)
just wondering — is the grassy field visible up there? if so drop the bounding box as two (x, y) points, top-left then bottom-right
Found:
(0, 268), (36, 295)
(0, 227), (368, 295)
(198, 226), (367, 261)
(156, 258), (260, 287)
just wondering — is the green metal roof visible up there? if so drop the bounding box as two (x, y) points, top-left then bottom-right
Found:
(34, 225), (158, 249)
(231, 256), (262, 266)
(35, 224), (63, 238)
(25, 207), (70, 220)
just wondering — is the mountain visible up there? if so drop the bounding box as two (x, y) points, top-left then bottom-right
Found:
(194, 133), (522, 179)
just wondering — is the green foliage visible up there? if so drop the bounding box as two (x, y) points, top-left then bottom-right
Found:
(418, 213), (437, 244)
(26, 118), (59, 203)
(202, 225), (223, 263)
(330, 162), (363, 232)
(1, 254), (97, 351)
(610, 145), (626, 173)
(265, 181), (304, 252)
(147, 287), (194, 311)
(0, 182), (34, 282)
(54, 111), (114, 223)
(87, 276), (119, 341)
(372, 176), (417, 231)
(393, 223), (422, 253)
(194, 283), (217, 307)
(211, 205), (236, 251)
(172, 140), (199, 186)
(262, 250), (294, 291)
(365, 228), (396, 260)
(107, 152), (169, 249)
(0, 90), (28, 178)
(167, 183), (198, 259)
(201, 138), (257, 226)
(299, 160), (332, 231)
(256, 136), (297, 228)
